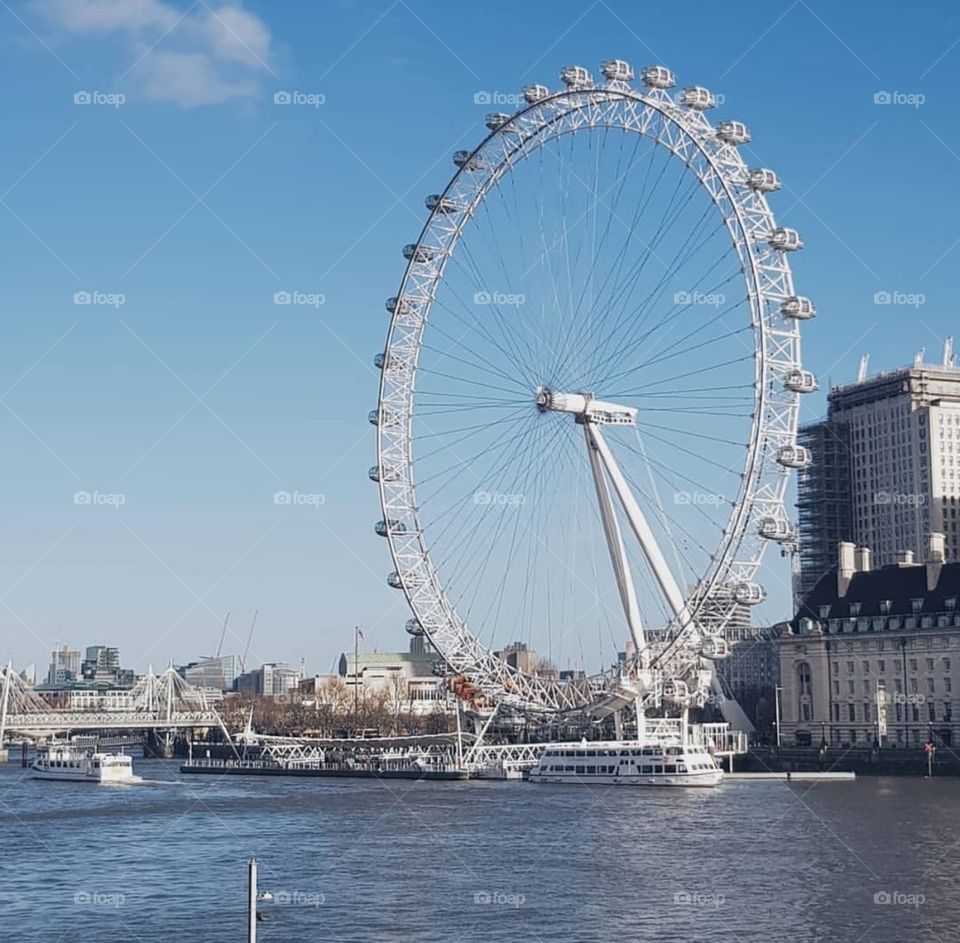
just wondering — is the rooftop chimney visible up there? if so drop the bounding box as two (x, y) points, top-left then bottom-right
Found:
(854, 546), (872, 573)
(928, 532), (946, 591)
(838, 541), (856, 598)
(896, 549), (916, 566)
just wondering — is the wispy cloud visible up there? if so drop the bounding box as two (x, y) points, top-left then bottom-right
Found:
(33, 0), (275, 107)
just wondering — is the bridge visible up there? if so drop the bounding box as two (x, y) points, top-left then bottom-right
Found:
(0, 662), (225, 741)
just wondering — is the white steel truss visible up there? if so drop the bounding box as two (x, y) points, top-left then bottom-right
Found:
(374, 63), (811, 713)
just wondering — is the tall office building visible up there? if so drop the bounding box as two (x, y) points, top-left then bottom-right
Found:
(46, 645), (81, 684)
(798, 354), (960, 599)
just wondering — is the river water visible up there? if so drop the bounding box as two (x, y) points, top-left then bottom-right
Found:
(1, 760), (957, 942)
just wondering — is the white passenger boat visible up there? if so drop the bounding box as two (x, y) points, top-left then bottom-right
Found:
(529, 739), (723, 787)
(31, 743), (137, 784)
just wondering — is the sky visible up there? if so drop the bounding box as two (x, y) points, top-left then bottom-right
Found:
(0, 0), (958, 678)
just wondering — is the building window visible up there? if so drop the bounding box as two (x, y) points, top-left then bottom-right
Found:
(797, 662), (812, 697)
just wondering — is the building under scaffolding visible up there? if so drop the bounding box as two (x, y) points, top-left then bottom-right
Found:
(796, 419), (854, 604)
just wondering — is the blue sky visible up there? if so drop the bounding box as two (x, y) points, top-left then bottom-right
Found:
(0, 0), (958, 677)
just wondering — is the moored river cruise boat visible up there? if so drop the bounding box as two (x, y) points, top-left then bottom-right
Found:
(31, 743), (138, 784)
(529, 740), (723, 787)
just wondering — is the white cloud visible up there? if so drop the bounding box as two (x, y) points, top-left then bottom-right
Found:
(135, 48), (258, 107)
(34, 0), (274, 107)
(36, 0), (178, 33)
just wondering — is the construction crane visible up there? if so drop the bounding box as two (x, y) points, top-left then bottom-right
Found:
(215, 612), (231, 659)
(240, 611), (258, 674)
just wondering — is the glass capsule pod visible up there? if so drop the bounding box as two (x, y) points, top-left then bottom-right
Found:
(783, 368), (819, 393)
(781, 296), (816, 319)
(403, 243), (437, 262)
(485, 112), (511, 131)
(748, 168), (781, 192)
(375, 519), (406, 538)
(600, 59), (634, 83)
(768, 227), (803, 251)
(776, 444), (811, 468)
(559, 65), (593, 89)
(522, 84), (550, 104)
(758, 517), (793, 542)
(679, 86), (715, 109)
(642, 65), (676, 88)
(716, 120), (750, 145)
(425, 194), (461, 214)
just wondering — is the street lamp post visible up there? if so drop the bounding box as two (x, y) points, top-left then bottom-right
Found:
(774, 684), (782, 747)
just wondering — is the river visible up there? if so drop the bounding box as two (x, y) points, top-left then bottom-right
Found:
(1, 760), (957, 942)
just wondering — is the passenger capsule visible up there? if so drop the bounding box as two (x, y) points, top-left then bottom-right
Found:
(783, 368), (818, 394)
(768, 228), (803, 251)
(453, 150), (484, 171)
(522, 84), (550, 103)
(701, 636), (729, 659)
(747, 168), (781, 193)
(369, 406), (399, 427)
(679, 86), (715, 109)
(369, 463), (400, 483)
(374, 352), (386, 369)
(405, 618), (424, 635)
(560, 65), (593, 89)
(485, 112), (511, 131)
(776, 444), (811, 468)
(425, 194), (461, 214)
(716, 120), (750, 145)
(375, 519), (406, 538)
(387, 571), (404, 589)
(734, 582), (766, 606)
(758, 517), (793, 542)
(642, 65), (676, 89)
(781, 296), (816, 319)
(385, 296), (413, 315)
(600, 59), (634, 83)
(403, 243), (437, 263)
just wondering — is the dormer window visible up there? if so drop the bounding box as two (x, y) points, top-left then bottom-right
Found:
(880, 600), (892, 615)
(819, 605), (831, 619)
(911, 598), (924, 614)
(849, 602), (862, 617)
(947, 598), (957, 613)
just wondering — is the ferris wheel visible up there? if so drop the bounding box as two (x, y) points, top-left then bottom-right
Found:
(371, 60), (817, 714)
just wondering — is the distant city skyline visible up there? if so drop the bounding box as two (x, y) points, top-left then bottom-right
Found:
(1, 0), (959, 675)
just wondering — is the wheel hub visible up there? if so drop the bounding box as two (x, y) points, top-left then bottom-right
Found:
(535, 386), (637, 426)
